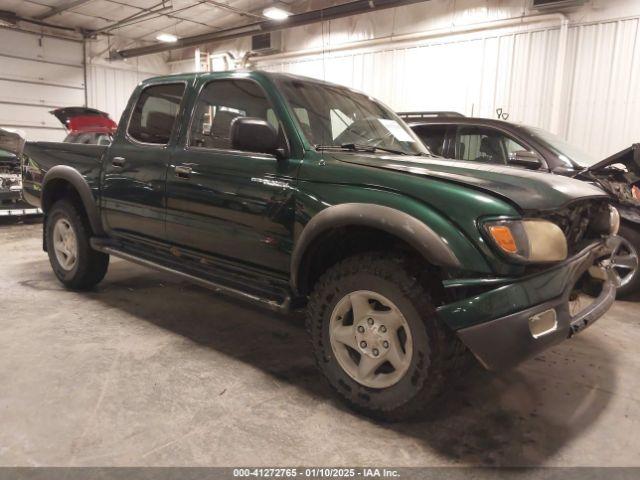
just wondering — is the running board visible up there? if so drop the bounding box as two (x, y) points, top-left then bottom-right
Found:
(90, 239), (291, 312)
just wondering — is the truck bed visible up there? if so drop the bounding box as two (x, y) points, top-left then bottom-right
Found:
(22, 142), (107, 208)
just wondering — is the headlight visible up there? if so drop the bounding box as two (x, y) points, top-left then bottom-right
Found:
(589, 205), (620, 236)
(484, 219), (568, 263)
(609, 206), (620, 235)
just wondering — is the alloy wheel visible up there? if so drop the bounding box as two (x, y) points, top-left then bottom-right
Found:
(329, 290), (413, 389)
(53, 218), (78, 271)
(610, 236), (639, 288)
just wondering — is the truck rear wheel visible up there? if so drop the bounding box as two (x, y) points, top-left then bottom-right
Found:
(46, 199), (109, 290)
(306, 252), (465, 421)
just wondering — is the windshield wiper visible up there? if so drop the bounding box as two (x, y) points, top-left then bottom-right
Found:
(315, 143), (409, 155)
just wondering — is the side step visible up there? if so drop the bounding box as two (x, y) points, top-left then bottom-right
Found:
(90, 238), (292, 312)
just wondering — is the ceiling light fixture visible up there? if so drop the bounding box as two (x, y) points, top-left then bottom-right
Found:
(263, 6), (291, 20)
(156, 33), (178, 43)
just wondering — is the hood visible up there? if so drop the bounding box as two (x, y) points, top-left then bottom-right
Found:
(585, 143), (640, 178)
(50, 107), (117, 133)
(0, 128), (25, 156)
(334, 153), (608, 211)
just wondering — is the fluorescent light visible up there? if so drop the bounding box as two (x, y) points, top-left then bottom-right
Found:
(156, 33), (178, 43)
(263, 6), (290, 20)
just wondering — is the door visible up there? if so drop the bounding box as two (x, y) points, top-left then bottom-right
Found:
(165, 78), (299, 273)
(101, 83), (186, 241)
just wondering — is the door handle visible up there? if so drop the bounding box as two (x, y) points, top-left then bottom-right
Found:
(112, 156), (126, 167)
(174, 165), (192, 178)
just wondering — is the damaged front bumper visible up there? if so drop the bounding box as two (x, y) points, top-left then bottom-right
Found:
(437, 239), (618, 370)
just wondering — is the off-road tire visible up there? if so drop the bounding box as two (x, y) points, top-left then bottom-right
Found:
(616, 223), (640, 298)
(306, 252), (466, 421)
(46, 199), (109, 290)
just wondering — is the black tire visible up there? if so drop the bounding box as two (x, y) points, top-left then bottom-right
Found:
(306, 252), (466, 421)
(45, 199), (109, 290)
(615, 223), (640, 298)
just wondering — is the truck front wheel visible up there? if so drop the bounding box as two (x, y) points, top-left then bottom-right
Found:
(306, 252), (465, 421)
(46, 199), (109, 290)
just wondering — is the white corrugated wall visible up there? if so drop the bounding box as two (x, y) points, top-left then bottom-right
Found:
(0, 27), (168, 142)
(560, 18), (640, 157)
(85, 37), (170, 129)
(247, 3), (640, 158)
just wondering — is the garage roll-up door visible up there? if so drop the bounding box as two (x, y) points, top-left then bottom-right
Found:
(0, 28), (85, 142)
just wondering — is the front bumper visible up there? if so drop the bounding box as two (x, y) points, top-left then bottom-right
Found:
(439, 240), (617, 370)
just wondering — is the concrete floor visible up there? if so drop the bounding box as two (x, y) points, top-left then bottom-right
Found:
(1, 219), (639, 467)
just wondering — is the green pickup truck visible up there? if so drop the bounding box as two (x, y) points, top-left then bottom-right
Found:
(22, 71), (620, 420)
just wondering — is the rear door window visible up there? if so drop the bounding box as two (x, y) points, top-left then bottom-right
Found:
(128, 83), (185, 145)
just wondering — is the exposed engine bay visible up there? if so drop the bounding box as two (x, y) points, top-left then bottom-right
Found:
(0, 128), (41, 216)
(577, 143), (640, 209)
(541, 199), (614, 254)
(0, 152), (22, 205)
(586, 168), (640, 207)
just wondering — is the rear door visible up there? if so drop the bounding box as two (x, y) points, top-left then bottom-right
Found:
(101, 82), (186, 242)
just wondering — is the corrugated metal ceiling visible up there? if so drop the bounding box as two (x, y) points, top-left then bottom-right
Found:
(2, 0), (313, 42)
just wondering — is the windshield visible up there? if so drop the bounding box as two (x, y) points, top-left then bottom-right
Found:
(278, 78), (428, 156)
(523, 126), (599, 167)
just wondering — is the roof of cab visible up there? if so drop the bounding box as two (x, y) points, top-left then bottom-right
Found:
(404, 115), (538, 135)
(139, 69), (359, 90)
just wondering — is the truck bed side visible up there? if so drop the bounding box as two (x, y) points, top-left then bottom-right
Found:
(22, 142), (108, 209)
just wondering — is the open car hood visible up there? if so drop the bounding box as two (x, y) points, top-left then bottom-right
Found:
(585, 143), (640, 178)
(50, 107), (118, 133)
(577, 144), (640, 208)
(0, 128), (25, 156)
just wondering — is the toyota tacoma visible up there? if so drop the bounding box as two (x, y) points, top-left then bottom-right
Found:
(21, 71), (620, 420)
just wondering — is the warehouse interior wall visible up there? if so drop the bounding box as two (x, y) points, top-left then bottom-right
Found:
(0, 27), (85, 142)
(85, 37), (170, 130)
(168, 0), (640, 158)
(0, 27), (168, 142)
(5, 0), (640, 156)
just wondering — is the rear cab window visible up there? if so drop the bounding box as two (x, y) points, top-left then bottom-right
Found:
(128, 83), (186, 145)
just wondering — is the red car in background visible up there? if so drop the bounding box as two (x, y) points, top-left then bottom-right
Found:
(51, 107), (117, 145)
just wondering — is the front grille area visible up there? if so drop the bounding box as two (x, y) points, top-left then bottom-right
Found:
(541, 200), (610, 254)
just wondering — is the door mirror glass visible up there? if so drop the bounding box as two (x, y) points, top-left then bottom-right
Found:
(508, 150), (542, 169)
(230, 117), (280, 156)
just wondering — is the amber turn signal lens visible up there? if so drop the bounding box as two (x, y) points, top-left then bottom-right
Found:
(633, 185), (640, 201)
(488, 225), (518, 254)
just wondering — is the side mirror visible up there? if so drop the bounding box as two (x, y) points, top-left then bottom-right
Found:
(230, 117), (282, 157)
(508, 150), (541, 170)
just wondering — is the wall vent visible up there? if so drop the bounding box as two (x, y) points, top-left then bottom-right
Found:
(250, 31), (281, 54)
(531, 0), (586, 9)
